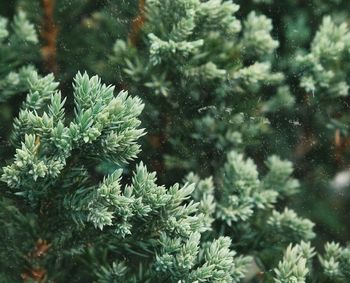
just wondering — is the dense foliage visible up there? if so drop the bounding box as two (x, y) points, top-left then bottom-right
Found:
(0, 1), (350, 282)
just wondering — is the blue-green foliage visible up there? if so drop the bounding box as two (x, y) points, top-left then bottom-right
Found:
(1, 1), (350, 282)
(0, 11), (38, 102)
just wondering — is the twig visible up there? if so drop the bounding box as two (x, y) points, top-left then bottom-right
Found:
(41, 0), (58, 75)
(21, 239), (50, 282)
(128, 0), (145, 46)
(334, 129), (350, 165)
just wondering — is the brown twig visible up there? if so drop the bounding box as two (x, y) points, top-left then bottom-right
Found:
(21, 268), (46, 282)
(21, 239), (50, 282)
(41, 0), (58, 75)
(334, 129), (350, 165)
(128, 0), (146, 46)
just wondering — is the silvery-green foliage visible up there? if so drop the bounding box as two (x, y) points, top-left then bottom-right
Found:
(0, 12), (38, 102)
(112, 0), (281, 96)
(231, 62), (283, 93)
(185, 172), (216, 231)
(298, 16), (350, 98)
(2, 72), (145, 196)
(267, 208), (315, 243)
(1, 71), (254, 282)
(109, 0), (284, 173)
(274, 242), (315, 283)
(183, 150), (314, 261)
(65, 163), (201, 237)
(274, 240), (350, 283)
(241, 11), (279, 57)
(319, 242), (350, 280)
(154, 233), (251, 282)
(296, 16), (350, 145)
(263, 155), (300, 196)
(179, 150), (331, 281)
(217, 151), (301, 227)
(262, 86), (295, 113)
(1, 1), (350, 282)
